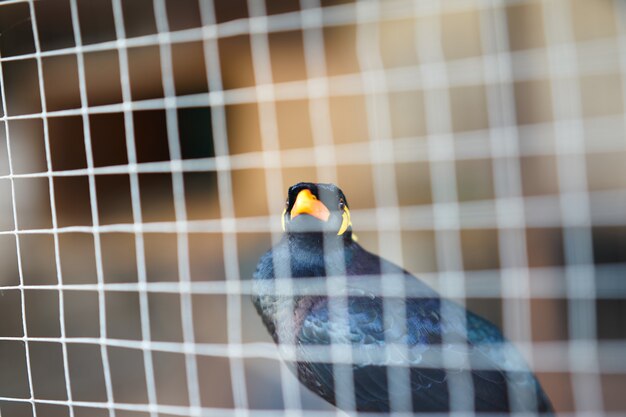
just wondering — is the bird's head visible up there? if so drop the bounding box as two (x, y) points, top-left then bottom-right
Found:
(281, 182), (353, 237)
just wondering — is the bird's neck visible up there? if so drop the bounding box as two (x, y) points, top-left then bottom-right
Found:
(287, 231), (351, 252)
(285, 232), (353, 277)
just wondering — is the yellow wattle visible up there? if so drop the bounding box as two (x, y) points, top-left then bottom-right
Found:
(281, 208), (286, 231)
(337, 206), (352, 235)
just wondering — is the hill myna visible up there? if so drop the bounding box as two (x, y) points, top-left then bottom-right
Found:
(252, 182), (553, 413)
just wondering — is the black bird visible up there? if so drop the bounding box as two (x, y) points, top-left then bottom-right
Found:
(252, 182), (553, 414)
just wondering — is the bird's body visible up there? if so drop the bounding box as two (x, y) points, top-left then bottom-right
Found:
(252, 183), (553, 413)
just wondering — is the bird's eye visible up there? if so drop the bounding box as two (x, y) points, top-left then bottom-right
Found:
(285, 198), (289, 208)
(338, 200), (345, 210)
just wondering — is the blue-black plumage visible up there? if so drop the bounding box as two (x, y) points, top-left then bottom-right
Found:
(252, 182), (553, 413)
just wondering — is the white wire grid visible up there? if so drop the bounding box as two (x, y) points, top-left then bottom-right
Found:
(0, 0), (624, 416)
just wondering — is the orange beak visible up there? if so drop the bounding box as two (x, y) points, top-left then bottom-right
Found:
(290, 189), (330, 222)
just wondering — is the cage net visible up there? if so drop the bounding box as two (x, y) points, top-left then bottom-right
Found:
(0, 0), (625, 416)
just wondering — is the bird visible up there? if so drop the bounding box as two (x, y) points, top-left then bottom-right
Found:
(252, 182), (553, 414)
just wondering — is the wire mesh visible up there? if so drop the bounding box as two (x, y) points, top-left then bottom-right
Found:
(0, 0), (625, 416)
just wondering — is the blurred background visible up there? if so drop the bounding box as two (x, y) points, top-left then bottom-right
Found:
(0, 0), (625, 416)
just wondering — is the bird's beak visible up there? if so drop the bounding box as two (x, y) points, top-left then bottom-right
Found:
(290, 189), (330, 222)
